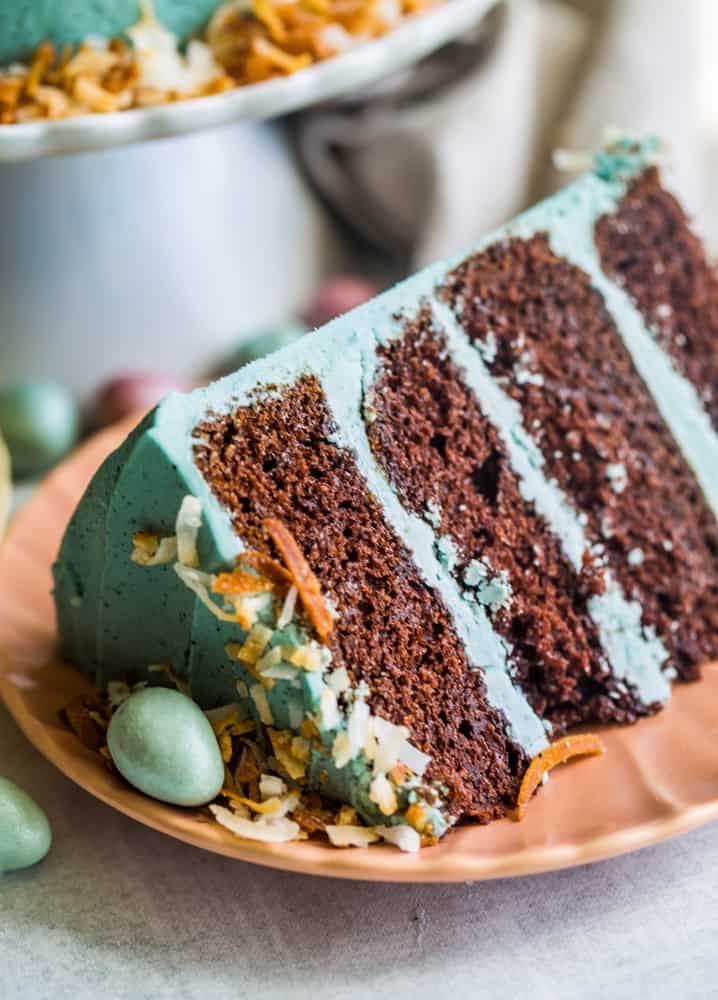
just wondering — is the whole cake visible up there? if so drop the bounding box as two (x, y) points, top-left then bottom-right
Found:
(54, 138), (718, 845)
(0, 0), (438, 123)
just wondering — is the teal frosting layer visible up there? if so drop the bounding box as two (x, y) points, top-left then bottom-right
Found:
(0, 2), (218, 64)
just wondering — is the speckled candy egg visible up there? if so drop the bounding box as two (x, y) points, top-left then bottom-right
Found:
(212, 322), (308, 376)
(107, 688), (224, 806)
(0, 777), (52, 875)
(0, 381), (79, 479)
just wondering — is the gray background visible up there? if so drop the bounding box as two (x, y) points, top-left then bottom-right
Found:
(2, 701), (717, 1000)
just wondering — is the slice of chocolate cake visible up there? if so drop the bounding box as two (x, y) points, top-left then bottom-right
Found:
(54, 137), (718, 845)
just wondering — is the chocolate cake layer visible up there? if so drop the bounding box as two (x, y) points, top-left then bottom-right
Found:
(444, 234), (718, 682)
(367, 309), (645, 731)
(193, 375), (527, 822)
(595, 167), (718, 432)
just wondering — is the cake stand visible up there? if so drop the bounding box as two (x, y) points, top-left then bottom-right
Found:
(0, 0), (499, 398)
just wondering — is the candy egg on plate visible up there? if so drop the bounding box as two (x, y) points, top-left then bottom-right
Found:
(107, 687), (224, 807)
(0, 777), (52, 875)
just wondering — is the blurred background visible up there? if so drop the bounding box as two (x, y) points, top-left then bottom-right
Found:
(0, 0), (717, 499)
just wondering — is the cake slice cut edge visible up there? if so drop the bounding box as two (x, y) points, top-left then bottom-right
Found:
(53, 135), (718, 848)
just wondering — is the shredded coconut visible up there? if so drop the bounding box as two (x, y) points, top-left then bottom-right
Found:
(326, 825), (380, 848)
(376, 824), (421, 852)
(210, 804), (300, 843)
(175, 495), (203, 567)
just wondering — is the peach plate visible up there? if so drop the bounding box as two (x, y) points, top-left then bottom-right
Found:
(2, 420), (718, 883)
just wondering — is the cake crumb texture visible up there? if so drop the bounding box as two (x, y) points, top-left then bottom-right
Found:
(193, 375), (527, 822)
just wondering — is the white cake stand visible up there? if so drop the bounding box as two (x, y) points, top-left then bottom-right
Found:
(0, 0), (498, 397)
(0, 0), (498, 161)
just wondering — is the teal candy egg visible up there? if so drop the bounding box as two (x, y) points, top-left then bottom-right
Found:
(213, 322), (307, 376)
(107, 688), (224, 807)
(0, 777), (52, 875)
(0, 381), (79, 479)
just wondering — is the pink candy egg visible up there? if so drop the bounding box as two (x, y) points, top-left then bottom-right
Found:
(302, 275), (379, 329)
(87, 373), (190, 430)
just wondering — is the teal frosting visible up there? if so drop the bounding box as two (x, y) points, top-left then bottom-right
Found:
(55, 135), (718, 825)
(0, 1), (219, 64)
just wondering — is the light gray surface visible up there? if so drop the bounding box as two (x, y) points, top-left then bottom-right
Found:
(1, 702), (716, 1000)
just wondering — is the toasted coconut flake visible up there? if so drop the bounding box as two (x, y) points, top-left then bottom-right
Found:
(131, 531), (178, 566)
(220, 792), (252, 819)
(326, 666), (351, 695)
(268, 729), (308, 780)
(211, 713), (256, 761)
(300, 719), (319, 740)
(398, 740), (431, 778)
(290, 736), (311, 762)
(61, 692), (107, 751)
(210, 804), (300, 843)
(363, 720), (377, 763)
(235, 745), (261, 784)
(249, 683), (274, 726)
(376, 824), (421, 853)
(516, 733), (605, 820)
(373, 716), (410, 774)
(261, 663), (300, 682)
(389, 762), (411, 786)
(63, 47), (119, 79)
(227, 591), (274, 628)
(250, 36), (312, 74)
(347, 696), (370, 750)
(404, 803), (428, 833)
(260, 774), (286, 799)
(276, 584), (298, 628)
(176, 495), (202, 567)
(237, 550), (293, 586)
(293, 807), (329, 836)
(287, 643), (323, 671)
(174, 563), (239, 622)
(255, 645), (282, 672)
(263, 518), (334, 641)
(288, 699), (304, 730)
(326, 825), (380, 848)
(318, 686), (340, 731)
(25, 41), (55, 95)
(233, 623), (273, 665)
(271, 790), (301, 818)
(369, 772), (399, 816)
(336, 805), (359, 826)
(72, 74), (130, 112)
(236, 795), (281, 814)
(331, 732), (353, 770)
(212, 567), (274, 595)
(204, 702), (246, 723)
(252, 0), (289, 43)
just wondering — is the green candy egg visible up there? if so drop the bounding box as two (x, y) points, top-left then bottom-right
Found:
(107, 688), (224, 807)
(0, 381), (79, 479)
(0, 777), (52, 875)
(215, 322), (307, 375)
